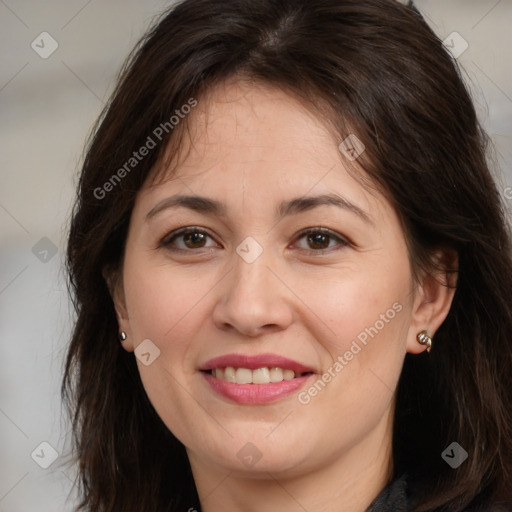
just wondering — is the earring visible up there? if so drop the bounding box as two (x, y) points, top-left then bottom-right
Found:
(119, 331), (127, 342)
(416, 330), (432, 352)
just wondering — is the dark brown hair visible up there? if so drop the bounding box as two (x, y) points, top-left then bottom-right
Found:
(63, 0), (512, 510)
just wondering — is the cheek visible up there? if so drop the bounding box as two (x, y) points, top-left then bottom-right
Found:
(294, 261), (411, 356)
(124, 258), (204, 338)
(121, 258), (213, 442)
(294, 275), (410, 436)
(291, 260), (412, 421)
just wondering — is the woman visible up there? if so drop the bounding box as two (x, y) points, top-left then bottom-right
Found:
(63, 0), (512, 510)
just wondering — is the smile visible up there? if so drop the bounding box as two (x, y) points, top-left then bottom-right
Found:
(199, 353), (316, 404)
(205, 367), (311, 384)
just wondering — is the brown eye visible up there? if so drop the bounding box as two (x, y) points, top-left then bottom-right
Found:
(182, 231), (207, 248)
(294, 228), (349, 253)
(306, 232), (331, 250)
(160, 227), (217, 251)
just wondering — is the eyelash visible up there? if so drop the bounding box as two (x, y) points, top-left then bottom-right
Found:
(158, 226), (350, 255)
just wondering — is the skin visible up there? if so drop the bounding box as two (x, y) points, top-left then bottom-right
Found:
(109, 79), (456, 512)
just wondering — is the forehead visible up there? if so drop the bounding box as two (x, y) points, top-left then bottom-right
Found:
(139, 79), (389, 222)
(164, 80), (341, 176)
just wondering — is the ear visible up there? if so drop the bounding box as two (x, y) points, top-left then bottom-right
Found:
(102, 266), (134, 352)
(406, 247), (458, 354)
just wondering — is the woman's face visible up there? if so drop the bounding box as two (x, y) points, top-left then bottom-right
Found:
(115, 80), (429, 479)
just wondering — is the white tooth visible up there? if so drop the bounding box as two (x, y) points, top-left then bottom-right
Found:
(214, 368), (224, 379)
(283, 369), (295, 380)
(235, 367), (253, 384)
(269, 367), (284, 382)
(224, 367), (236, 383)
(252, 367), (271, 384)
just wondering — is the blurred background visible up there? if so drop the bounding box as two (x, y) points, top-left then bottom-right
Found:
(0, 1), (511, 510)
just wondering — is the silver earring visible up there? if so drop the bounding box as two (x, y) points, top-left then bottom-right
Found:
(416, 330), (432, 352)
(119, 331), (127, 342)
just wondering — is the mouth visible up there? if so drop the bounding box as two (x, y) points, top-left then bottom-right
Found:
(201, 367), (314, 384)
(198, 353), (317, 404)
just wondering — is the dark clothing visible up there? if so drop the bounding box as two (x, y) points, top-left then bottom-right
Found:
(365, 474), (509, 512)
(366, 473), (408, 512)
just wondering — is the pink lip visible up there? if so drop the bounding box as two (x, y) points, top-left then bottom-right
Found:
(201, 372), (314, 404)
(198, 353), (316, 373)
(198, 353), (316, 404)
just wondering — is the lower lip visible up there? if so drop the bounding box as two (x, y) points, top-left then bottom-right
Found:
(201, 371), (314, 404)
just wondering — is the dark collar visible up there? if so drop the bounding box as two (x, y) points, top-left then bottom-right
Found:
(365, 473), (408, 512)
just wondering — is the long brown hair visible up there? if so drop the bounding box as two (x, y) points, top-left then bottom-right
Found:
(63, 0), (512, 510)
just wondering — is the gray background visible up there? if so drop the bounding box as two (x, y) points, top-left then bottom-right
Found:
(1, 1), (511, 510)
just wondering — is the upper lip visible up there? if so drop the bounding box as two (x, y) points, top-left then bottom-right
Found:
(199, 353), (316, 374)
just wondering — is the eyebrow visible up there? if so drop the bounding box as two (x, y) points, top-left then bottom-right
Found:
(145, 193), (373, 224)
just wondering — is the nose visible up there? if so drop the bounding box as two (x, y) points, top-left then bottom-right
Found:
(212, 246), (294, 338)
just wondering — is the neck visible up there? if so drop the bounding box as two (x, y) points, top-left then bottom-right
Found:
(188, 408), (394, 512)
